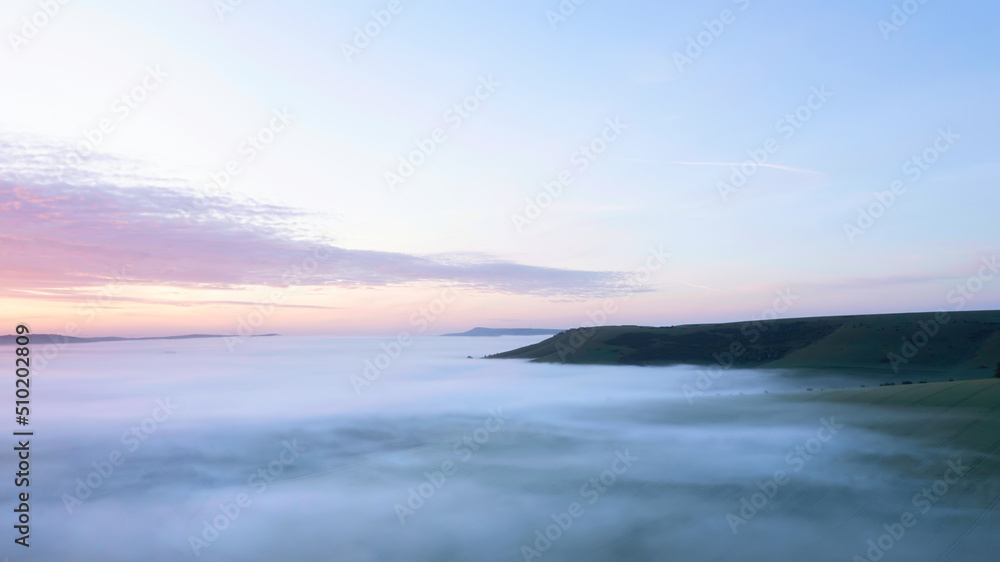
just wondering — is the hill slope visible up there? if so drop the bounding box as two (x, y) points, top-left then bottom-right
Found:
(488, 310), (1000, 377)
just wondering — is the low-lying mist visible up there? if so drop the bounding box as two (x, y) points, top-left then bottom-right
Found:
(3, 336), (997, 561)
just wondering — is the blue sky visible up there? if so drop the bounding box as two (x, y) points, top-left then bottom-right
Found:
(1, 0), (998, 335)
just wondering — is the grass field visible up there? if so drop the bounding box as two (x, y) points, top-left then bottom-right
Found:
(489, 310), (1000, 383)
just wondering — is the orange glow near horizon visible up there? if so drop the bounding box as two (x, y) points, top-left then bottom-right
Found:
(1, 277), (969, 339)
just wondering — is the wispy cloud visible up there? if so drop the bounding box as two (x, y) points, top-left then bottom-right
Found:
(668, 160), (821, 175)
(0, 137), (633, 299)
(619, 156), (821, 175)
(675, 280), (719, 292)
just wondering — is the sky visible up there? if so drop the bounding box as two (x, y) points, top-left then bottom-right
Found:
(1, 0), (998, 336)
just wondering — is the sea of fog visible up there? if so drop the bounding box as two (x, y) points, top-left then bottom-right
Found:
(2, 335), (997, 561)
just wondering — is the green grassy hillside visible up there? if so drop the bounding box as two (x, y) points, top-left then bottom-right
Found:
(488, 310), (1000, 378)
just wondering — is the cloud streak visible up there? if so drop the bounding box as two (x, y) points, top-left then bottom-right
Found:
(0, 138), (632, 299)
(1, 182), (634, 298)
(668, 160), (821, 175)
(619, 157), (821, 175)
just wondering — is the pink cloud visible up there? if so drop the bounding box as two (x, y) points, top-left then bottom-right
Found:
(0, 181), (630, 299)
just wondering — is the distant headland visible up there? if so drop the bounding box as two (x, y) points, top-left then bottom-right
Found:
(0, 334), (279, 345)
(441, 327), (564, 337)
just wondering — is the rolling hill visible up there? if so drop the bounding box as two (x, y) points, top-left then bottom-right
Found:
(488, 310), (1000, 378)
